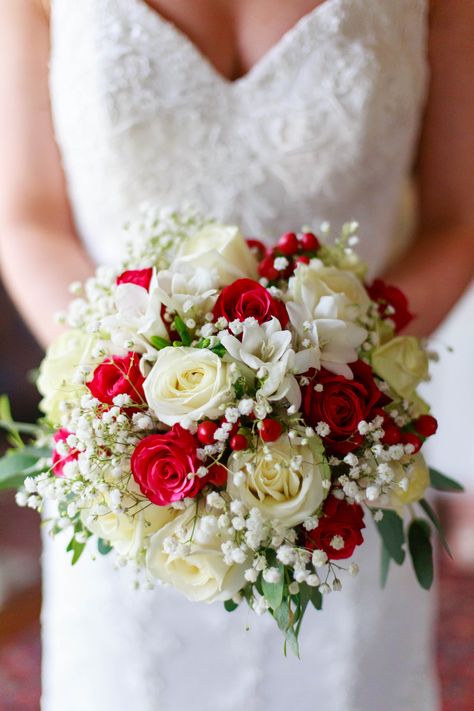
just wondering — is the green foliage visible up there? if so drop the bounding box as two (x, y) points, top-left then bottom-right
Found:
(262, 563), (285, 611)
(173, 316), (192, 346)
(419, 498), (452, 558)
(0, 446), (51, 491)
(375, 510), (406, 565)
(380, 542), (391, 588)
(408, 519), (434, 590)
(210, 343), (226, 358)
(97, 538), (113, 556)
(149, 335), (171, 350)
(224, 599), (239, 613)
(67, 535), (87, 566)
(429, 468), (464, 493)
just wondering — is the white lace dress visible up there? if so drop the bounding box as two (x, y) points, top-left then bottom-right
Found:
(42, 1), (439, 709)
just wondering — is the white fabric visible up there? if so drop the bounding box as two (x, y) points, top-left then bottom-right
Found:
(43, 1), (439, 709)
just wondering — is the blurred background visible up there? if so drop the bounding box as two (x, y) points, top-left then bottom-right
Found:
(0, 278), (473, 710)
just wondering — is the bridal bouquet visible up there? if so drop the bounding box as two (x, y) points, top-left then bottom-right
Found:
(0, 208), (462, 655)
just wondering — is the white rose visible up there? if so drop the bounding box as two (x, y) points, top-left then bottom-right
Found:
(144, 347), (233, 425)
(227, 435), (329, 528)
(147, 504), (247, 603)
(289, 260), (370, 321)
(37, 330), (99, 424)
(175, 223), (258, 285)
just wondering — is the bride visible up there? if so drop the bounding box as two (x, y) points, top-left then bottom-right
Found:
(0, 1), (473, 709)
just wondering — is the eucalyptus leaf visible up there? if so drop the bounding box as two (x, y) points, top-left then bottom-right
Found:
(429, 468), (464, 493)
(97, 538), (113, 556)
(224, 599), (239, 613)
(380, 542), (391, 589)
(375, 510), (406, 565)
(262, 564), (284, 611)
(419, 498), (452, 558)
(408, 519), (434, 590)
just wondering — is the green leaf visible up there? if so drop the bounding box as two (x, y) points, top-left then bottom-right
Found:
(380, 542), (391, 588)
(284, 625), (300, 658)
(195, 338), (211, 349)
(224, 599), (239, 613)
(375, 510), (406, 565)
(0, 449), (50, 491)
(0, 395), (23, 447)
(408, 519), (434, 590)
(262, 564), (284, 611)
(273, 601), (291, 633)
(429, 468), (464, 493)
(67, 536), (86, 566)
(210, 344), (226, 358)
(97, 538), (113, 556)
(149, 336), (171, 350)
(419, 498), (452, 558)
(173, 316), (192, 346)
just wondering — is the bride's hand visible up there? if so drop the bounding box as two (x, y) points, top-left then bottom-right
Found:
(383, 0), (474, 337)
(0, 0), (93, 349)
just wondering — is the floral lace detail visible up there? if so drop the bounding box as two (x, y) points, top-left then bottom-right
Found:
(44, 2), (438, 710)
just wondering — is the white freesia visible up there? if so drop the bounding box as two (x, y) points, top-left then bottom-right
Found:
(37, 330), (99, 424)
(144, 347), (233, 425)
(101, 275), (168, 354)
(288, 260), (370, 321)
(220, 317), (313, 408)
(287, 294), (367, 378)
(175, 223), (258, 285)
(155, 262), (218, 319)
(227, 435), (329, 528)
(146, 503), (247, 603)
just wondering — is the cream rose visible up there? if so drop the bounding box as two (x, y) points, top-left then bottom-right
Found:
(372, 336), (429, 398)
(146, 504), (246, 603)
(143, 347), (233, 425)
(227, 435), (329, 528)
(82, 491), (176, 560)
(37, 330), (98, 425)
(289, 261), (370, 320)
(175, 223), (258, 285)
(367, 453), (430, 515)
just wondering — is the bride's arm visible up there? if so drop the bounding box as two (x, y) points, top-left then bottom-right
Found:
(384, 0), (474, 336)
(0, 0), (93, 348)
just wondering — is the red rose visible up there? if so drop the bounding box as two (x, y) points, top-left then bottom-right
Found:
(52, 428), (79, 478)
(367, 278), (413, 332)
(302, 360), (387, 456)
(305, 496), (365, 560)
(213, 278), (288, 326)
(116, 268), (153, 291)
(131, 425), (206, 505)
(87, 352), (145, 406)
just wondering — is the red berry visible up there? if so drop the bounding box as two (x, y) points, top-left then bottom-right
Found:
(277, 232), (299, 256)
(381, 424), (402, 446)
(295, 255), (310, 266)
(230, 434), (248, 451)
(207, 463), (228, 487)
(414, 415), (438, 437)
(245, 238), (266, 258)
(197, 421), (218, 445)
(260, 418), (283, 442)
(401, 432), (422, 453)
(258, 254), (279, 281)
(300, 232), (320, 251)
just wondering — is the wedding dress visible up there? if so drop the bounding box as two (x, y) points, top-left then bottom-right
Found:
(42, 1), (439, 709)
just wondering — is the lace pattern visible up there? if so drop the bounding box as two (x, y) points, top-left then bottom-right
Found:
(43, 2), (438, 709)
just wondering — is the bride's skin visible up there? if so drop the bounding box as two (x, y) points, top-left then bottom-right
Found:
(0, 0), (472, 348)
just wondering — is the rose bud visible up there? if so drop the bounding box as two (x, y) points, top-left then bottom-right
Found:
(305, 496), (365, 560)
(213, 278), (288, 326)
(88, 352), (145, 406)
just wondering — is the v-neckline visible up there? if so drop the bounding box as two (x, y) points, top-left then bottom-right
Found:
(132, 0), (343, 88)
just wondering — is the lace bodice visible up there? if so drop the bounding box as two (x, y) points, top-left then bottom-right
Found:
(50, 0), (427, 273)
(43, 3), (439, 711)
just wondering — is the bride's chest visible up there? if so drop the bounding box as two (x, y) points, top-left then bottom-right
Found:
(49, 0), (428, 211)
